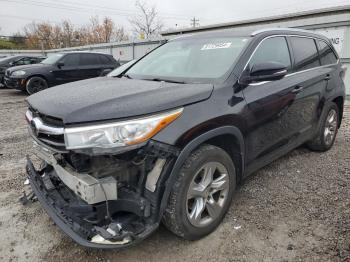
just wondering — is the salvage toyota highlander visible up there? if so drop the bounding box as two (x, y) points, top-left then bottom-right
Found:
(24, 28), (345, 248)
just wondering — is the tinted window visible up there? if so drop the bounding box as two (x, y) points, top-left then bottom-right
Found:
(60, 54), (79, 66)
(290, 37), (320, 71)
(80, 54), (100, 66)
(249, 36), (291, 70)
(99, 55), (112, 65)
(317, 40), (337, 65)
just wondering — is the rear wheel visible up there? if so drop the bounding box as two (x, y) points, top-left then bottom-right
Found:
(26, 76), (48, 95)
(306, 102), (339, 151)
(163, 144), (236, 240)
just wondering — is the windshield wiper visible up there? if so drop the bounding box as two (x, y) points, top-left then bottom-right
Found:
(122, 73), (133, 79)
(145, 78), (186, 84)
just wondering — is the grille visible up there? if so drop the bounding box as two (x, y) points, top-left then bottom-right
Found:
(27, 108), (66, 151)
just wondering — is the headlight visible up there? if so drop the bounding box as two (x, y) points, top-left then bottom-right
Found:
(12, 70), (26, 76)
(64, 108), (183, 150)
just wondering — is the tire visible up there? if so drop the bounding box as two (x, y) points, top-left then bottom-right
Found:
(306, 102), (339, 152)
(162, 144), (236, 240)
(26, 76), (48, 95)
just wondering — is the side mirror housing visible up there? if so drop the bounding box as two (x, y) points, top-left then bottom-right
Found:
(240, 61), (287, 85)
(57, 61), (64, 68)
(100, 68), (113, 77)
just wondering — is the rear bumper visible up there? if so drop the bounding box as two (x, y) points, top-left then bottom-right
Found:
(26, 158), (159, 249)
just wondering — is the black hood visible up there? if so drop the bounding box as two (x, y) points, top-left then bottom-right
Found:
(6, 63), (51, 74)
(27, 77), (214, 124)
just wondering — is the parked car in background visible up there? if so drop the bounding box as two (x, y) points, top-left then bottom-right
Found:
(4, 52), (120, 94)
(0, 55), (45, 86)
(24, 28), (345, 248)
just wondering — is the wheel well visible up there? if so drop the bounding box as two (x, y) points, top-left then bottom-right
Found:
(205, 134), (244, 182)
(332, 96), (344, 127)
(26, 75), (48, 84)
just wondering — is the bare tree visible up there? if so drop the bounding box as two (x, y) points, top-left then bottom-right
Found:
(22, 17), (129, 49)
(129, 0), (164, 39)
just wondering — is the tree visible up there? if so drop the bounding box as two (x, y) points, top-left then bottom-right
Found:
(129, 0), (164, 39)
(21, 17), (129, 49)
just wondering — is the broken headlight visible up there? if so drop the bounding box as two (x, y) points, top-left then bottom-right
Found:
(64, 108), (183, 150)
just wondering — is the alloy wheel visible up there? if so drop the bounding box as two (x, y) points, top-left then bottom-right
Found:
(324, 109), (338, 146)
(186, 162), (230, 227)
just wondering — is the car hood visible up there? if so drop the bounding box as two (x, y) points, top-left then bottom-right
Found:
(27, 77), (214, 124)
(6, 63), (50, 73)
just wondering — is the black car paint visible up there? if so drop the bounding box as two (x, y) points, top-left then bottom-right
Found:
(25, 29), (346, 248)
(27, 77), (214, 124)
(5, 52), (119, 91)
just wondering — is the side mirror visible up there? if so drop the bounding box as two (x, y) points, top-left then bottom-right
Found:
(57, 61), (64, 68)
(240, 61), (287, 84)
(8, 62), (14, 66)
(100, 68), (113, 76)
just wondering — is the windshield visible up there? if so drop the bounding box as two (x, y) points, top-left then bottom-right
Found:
(107, 60), (136, 77)
(126, 37), (249, 83)
(41, 53), (64, 65)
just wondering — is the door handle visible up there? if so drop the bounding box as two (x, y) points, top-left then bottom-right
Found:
(292, 85), (304, 94)
(324, 74), (331, 81)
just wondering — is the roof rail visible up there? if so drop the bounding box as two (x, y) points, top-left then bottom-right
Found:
(251, 27), (312, 36)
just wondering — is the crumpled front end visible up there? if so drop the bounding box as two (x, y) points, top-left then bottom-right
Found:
(24, 109), (179, 248)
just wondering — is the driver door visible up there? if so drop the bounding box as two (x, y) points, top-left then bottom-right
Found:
(52, 53), (81, 85)
(243, 36), (307, 169)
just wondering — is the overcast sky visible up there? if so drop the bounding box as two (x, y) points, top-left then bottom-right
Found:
(0, 0), (349, 36)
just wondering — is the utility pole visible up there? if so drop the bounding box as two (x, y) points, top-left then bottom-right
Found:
(190, 17), (200, 28)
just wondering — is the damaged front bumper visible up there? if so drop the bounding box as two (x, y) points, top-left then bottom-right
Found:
(24, 137), (180, 249)
(26, 158), (160, 248)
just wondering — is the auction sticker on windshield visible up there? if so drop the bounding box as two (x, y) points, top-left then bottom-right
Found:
(201, 42), (232, 50)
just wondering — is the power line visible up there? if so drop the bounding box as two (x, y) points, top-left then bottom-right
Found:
(0, 0), (192, 21)
(190, 17), (199, 28)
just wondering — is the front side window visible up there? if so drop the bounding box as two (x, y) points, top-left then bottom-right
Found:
(126, 37), (249, 83)
(317, 40), (337, 65)
(290, 37), (320, 71)
(60, 54), (80, 67)
(248, 36), (291, 70)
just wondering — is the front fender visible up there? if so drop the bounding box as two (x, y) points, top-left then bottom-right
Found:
(157, 126), (245, 221)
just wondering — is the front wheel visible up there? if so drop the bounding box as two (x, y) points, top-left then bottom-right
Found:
(306, 102), (339, 151)
(163, 144), (236, 240)
(26, 76), (48, 95)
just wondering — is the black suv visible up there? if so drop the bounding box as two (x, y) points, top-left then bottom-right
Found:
(5, 52), (119, 94)
(24, 28), (345, 248)
(0, 55), (45, 86)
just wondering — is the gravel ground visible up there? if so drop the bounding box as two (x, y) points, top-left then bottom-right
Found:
(0, 89), (349, 262)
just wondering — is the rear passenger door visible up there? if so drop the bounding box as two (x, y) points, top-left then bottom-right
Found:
(78, 53), (104, 80)
(316, 39), (339, 93)
(287, 36), (328, 135)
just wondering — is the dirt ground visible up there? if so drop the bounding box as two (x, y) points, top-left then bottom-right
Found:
(0, 88), (349, 262)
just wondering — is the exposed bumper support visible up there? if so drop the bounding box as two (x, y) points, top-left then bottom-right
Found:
(26, 157), (159, 249)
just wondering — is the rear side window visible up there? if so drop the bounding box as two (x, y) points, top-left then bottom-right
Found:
(80, 54), (100, 66)
(99, 55), (113, 65)
(317, 40), (337, 65)
(249, 36), (291, 70)
(290, 37), (320, 71)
